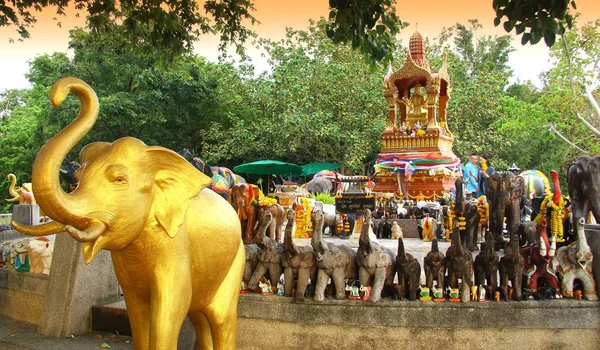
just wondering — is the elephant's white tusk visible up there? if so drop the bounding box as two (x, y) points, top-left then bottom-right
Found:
(65, 220), (106, 242)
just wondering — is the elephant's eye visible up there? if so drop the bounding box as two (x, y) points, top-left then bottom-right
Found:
(106, 165), (129, 184)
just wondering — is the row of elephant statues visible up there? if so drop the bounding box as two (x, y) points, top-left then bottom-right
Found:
(242, 161), (599, 303)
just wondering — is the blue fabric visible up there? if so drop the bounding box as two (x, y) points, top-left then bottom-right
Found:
(463, 162), (480, 194)
(477, 166), (495, 197)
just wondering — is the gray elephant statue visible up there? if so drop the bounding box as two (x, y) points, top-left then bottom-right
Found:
(247, 210), (283, 292)
(485, 171), (525, 247)
(243, 243), (259, 283)
(256, 203), (285, 243)
(282, 210), (317, 300)
(396, 236), (421, 301)
(423, 238), (445, 290)
(306, 177), (333, 194)
(356, 209), (396, 302)
(446, 178), (474, 302)
(557, 156), (600, 300)
(311, 208), (358, 301)
(474, 232), (499, 297)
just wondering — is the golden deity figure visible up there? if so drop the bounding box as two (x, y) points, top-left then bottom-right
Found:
(399, 83), (428, 127)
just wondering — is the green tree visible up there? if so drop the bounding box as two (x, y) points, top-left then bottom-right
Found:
(0, 23), (227, 178)
(427, 20), (514, 167)
(540, 18), (600, 157)
(200, 20), (388, 173)
(2, 0), (574, 65)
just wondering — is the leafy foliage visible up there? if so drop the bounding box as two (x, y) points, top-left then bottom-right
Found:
(1, 0), (258, 59)
(200, 20), (388, 172)
(326, 0), (403, 65)
(310, 192), (336, 205)
(493, 0), (577, 46)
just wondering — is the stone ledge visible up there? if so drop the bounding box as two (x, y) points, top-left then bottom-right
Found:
(237, 294), (600, 330)
(0, 268), (49, 296)
(95, 294), (600, 334)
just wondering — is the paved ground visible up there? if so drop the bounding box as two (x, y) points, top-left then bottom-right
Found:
(0, 314), (133, 350)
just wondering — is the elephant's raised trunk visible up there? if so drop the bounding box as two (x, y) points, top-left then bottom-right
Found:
(359, 209), (372, 255)
(6, 174), (18, 201)
(310, 209), (326, 258)
(13, 78), (102, 240)
(283, 210), (297, 256)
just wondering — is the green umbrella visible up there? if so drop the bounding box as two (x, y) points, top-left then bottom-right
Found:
(300, 162), (341, 177)
(234, 160), (303, 193)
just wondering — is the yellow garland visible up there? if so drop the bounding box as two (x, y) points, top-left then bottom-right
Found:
(294, 197), (313, 238)
(258, 197), (277, 206)
(476, 195), (489, 225)
(534, 193), (564, 242)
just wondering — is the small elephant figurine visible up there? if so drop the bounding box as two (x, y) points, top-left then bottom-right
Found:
(312, 209), (358, 301)
(12, 77), (246, 349)
(248, 210), (284, 293)
(356, 209), (396, 302)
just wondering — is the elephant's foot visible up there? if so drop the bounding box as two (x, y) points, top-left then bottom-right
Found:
(335, 292), (346, 300)
(314, 293), (325, 302)
(584, 290), (599, 301)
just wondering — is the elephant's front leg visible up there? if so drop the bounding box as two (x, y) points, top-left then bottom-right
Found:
(313, 270), (329, 301)
(581, 272), (599, 301)
(437, 269), (445, 290)
(122, 292), (151, 350)
(370, 267), (387, 302)
(408, 272), (419, 301)
(397, 271), (406, 300)
(284, 267), (295, 297)
(358, 266), (370, 288)
(295, 268), (311, 300)
(511, 274), (523, 301)
(149, 270), (192, 349)
(269, 263), (282, 288)
(489, 270), (498, 296)
(248, 263), (267, 291)
(331, 268), (347, 300)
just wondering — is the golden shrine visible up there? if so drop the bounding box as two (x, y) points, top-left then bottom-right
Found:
(373, 30), (460, 200)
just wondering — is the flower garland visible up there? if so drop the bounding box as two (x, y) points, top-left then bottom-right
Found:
(294, 197), (313, 238)
(534, 193), (565, 242)
(476, 195), (489, 226)
(375, 153), (461, 177)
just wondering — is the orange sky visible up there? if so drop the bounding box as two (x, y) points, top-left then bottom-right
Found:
(1, 0), (599, 91)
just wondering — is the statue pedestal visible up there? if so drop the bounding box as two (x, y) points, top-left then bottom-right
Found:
(11, 204), (41, 226)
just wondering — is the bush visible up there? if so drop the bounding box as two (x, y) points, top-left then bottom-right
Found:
(310, 192), (335, 205)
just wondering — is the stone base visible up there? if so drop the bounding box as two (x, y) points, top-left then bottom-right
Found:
(11, 205), (41, 226)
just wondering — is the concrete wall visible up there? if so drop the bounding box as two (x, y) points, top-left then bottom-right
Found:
(237, 294), (600, 350)
(0, 269), (48, 323)
(0, 230), (121, 336)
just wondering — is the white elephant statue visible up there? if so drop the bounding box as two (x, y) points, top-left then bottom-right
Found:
(27, 238), (54, 274)
(555, 228), (598, 300)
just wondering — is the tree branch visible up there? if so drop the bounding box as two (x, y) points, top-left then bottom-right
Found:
(584, 85), (600, 120)
(548, 123), (588, 154)
(561, 35), (600, 137)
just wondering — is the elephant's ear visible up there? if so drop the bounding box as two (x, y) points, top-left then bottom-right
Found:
(146, 147), (212, 238)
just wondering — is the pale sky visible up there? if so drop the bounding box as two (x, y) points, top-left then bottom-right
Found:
(0, 0), (599, 92)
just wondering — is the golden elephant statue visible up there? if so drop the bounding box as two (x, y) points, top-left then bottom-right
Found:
(6, 174), (36, 205)
(13, 77), (244, 349)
